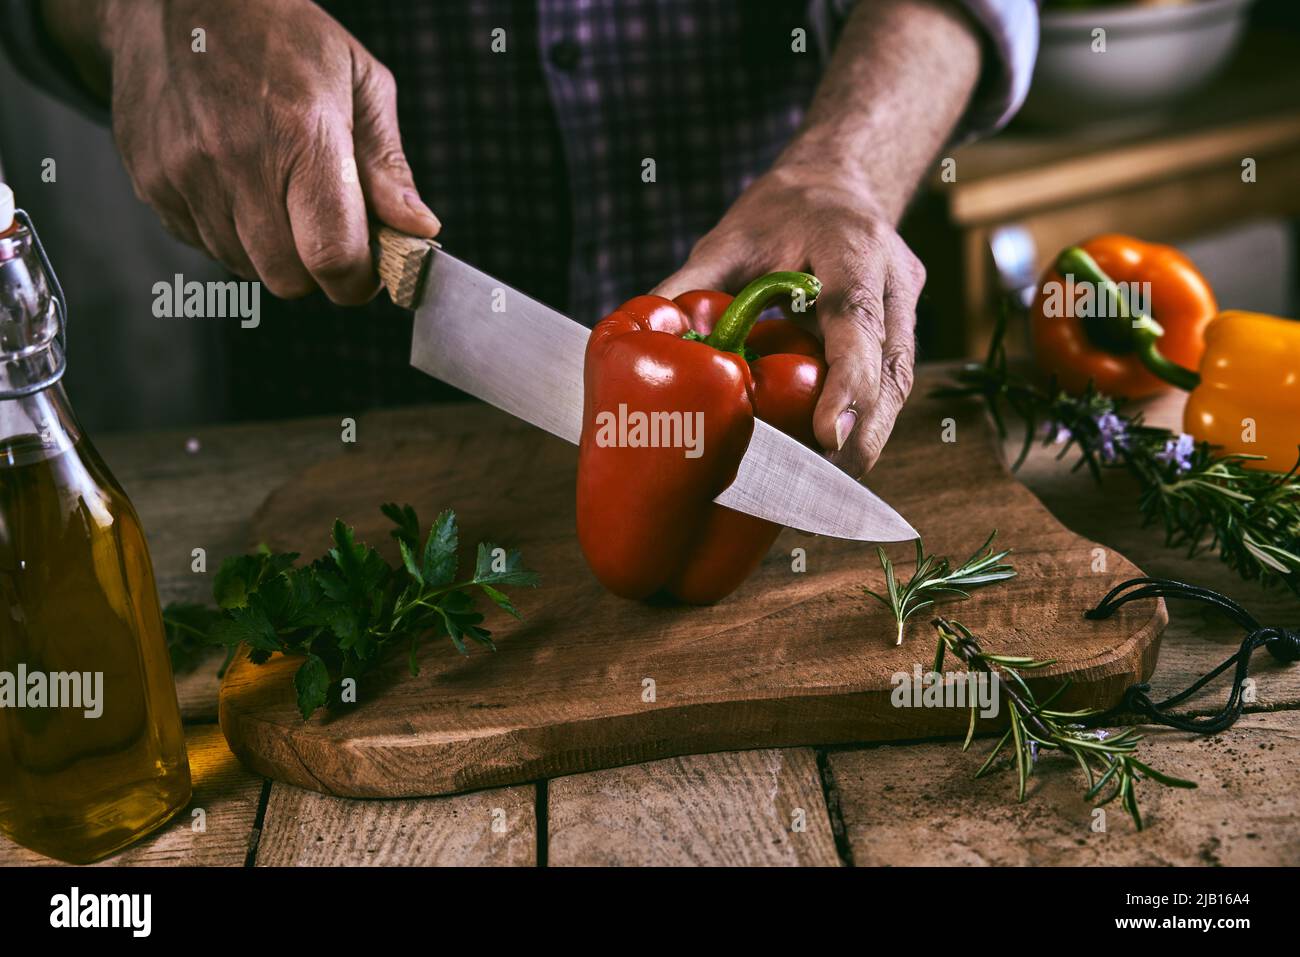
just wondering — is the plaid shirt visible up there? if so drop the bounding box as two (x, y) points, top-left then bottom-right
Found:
(3, 0), (1038, 418)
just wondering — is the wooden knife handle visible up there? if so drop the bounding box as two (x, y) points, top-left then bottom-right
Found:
(374, 226), (440, 309)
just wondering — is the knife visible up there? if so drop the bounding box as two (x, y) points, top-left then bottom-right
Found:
(375, 228), (917, 542)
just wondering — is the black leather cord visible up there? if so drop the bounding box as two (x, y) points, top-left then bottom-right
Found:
(1084, 577), (1300, 734)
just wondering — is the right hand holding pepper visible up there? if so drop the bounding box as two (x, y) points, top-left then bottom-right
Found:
(652, 161), (926, 480)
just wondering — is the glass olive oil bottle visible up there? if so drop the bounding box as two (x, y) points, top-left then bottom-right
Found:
(0, 186), (190, 863)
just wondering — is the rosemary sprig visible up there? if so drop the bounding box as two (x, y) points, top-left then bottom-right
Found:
(863, 533), (1016, 645)
(936, 307), (1300, 594)
(932, 616), (1196, 830)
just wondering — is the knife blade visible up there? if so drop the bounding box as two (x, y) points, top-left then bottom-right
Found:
(383, 233), (916, 542)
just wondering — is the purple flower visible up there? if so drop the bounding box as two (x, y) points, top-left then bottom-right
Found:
(1093, 412), (1128, 463)
(1156, 432), (1196, 473)
(1029, 740), (1040, 764)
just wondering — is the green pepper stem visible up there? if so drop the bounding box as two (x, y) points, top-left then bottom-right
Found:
(704, 271), (822, 355)
(1055, 247), (1201, 392)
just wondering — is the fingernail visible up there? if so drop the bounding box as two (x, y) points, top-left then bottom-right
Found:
(835, 409), (857, 450)
(404, 190), (440, 232)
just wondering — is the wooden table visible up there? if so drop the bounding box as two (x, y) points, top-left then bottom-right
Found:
(3, 366), (1297, 866)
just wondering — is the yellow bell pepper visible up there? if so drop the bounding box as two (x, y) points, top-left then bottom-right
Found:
(1184, 311), (1300, 472)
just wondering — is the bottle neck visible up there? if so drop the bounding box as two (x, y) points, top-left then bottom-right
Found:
(0, 218), (66, 401)
(0, 217), (76, 465)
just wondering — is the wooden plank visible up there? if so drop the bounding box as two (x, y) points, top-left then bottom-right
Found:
(0, 725), (263, 866)
(217, 372), (1165, 798)
(827, 710), (1300, 866)
(547, 749), (840, 866)
(174, 650), (224, 723)
(254, 783), (536, 866)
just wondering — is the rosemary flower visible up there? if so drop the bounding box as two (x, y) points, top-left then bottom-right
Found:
(1155, 432), (1196, 473)
(1094, 411), (1128, 464)
(1043, 421), (1072, 444)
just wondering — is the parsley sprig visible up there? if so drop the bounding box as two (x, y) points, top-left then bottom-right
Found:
(164, 504), (537, 718)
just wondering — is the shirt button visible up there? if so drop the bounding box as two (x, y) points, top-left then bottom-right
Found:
(549, 39), (581, 71)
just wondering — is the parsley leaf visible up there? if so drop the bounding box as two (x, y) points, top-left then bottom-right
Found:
(422, 509), (459, 587)
(213, 550), (298, 610)
(293, 653), (331, 720)
(473, 542), (540, 587)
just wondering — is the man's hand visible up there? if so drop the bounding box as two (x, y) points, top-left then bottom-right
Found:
(44, 0), (439, 303)
(657, 0), (982, 478)
(654, 160), (925, 479)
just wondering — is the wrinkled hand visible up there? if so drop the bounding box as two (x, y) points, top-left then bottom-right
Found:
(74, 0), (440, 302)
(654, 162), (925, 478)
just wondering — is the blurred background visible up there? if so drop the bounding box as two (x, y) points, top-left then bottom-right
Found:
(1, 0), (1297, 434)
(907, 0), (1300, 360)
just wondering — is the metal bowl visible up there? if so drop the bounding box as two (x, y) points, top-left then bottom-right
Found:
(1019, 0), (1255, 127)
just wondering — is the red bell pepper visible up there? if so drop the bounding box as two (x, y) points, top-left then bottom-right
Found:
(577, 272), (826, 603)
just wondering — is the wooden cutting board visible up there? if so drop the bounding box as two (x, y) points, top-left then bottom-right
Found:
(219, 373), (1166, 798)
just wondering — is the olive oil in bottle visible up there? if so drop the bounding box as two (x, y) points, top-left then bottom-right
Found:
(0, 186), (191, 863)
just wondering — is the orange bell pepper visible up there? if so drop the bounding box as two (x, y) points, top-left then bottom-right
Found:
(1037, 238), (1300, 472)
(1032, 234), (1216, 398)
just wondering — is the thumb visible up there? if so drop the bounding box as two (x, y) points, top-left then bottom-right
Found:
(352, 59), (441, 238)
